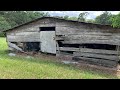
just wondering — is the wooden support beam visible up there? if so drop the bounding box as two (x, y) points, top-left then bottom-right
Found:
(57, 47), (118, 55)
(73, 52), (119, 61)
(73, 56), (117, 68)
(61, 40), (120, 45)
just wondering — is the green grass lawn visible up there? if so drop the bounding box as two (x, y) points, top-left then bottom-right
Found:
(0, 37), (118, 79)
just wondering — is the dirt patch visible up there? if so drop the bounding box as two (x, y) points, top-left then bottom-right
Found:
(16, 52), (59, 62)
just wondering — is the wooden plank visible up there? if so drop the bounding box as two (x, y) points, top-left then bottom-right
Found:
(73, 56), (117, 68)
(7, 35), (40, 42)
(73, 52), (119, 61)
(80, 48), (117, 55)
(14, 32), (40, 36)
(62, 40), (120, 45)
(58, 47), (118, 55)
(62, 34), (120, 41)
(58, 47), (80, 51)
(55, 36), (64, 40)
(8, 42), (24, 52)
(66, 32), (115, 36)
(56, 41), (60, 55)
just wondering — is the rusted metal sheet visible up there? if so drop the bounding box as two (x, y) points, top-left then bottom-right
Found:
(40, 31), (56, 54)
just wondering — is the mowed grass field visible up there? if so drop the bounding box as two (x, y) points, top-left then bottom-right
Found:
(0, 37), (118, 79)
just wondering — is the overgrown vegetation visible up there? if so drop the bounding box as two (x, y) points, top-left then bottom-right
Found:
(0, 37), (119, 79)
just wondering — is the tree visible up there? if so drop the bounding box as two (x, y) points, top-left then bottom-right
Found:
(0, 15), (11, 30)
(95, 11), (112, 25)
(63, 15), (69, 20)
(110, 13), (120, 28)
(78, 12), (88, 22)
(0, 15), (11, 37)
(68, 17), (78, 21)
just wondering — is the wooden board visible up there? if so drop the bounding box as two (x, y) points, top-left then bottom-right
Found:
(7, 34), (40, 42)
(62, 39), (120, 45)
(14, 32), (40, 36)
(62, 34), (120, 41)
(73, 52), (119, 61)
(58, 47), (118, 55)
(73, 56), (117, 68)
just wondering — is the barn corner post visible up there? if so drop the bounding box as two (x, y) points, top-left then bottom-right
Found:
(116, 45), (120, 70)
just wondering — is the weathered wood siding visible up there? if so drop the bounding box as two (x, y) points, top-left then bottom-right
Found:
(56, 21), (120, 45)
(6, 18), (56, 42)
(55, 20), (120, 68)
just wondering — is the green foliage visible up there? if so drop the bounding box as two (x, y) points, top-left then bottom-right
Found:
(63, 15), (69, 20)
(68, 17), (78, 21)
(78, 12), (89, 22)
(0, 15), (11, 37)
(110, 13), (120, 28)
(0, 15), (11, 30)
(86, 19), (95, 23)
(95, 11), (113, 25)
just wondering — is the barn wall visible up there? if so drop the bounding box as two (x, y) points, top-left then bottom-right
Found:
(55, 20), (120, 68)
(6, 18), (56, 42)
(55, 21), (120, 46)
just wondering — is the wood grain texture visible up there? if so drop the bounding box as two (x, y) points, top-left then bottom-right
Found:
(73, 56), (117, 68)
(73, 52), (119, 61)
(58, 47), (118, 55)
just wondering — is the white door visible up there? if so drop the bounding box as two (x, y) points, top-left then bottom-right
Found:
(40, 31), (56, 54)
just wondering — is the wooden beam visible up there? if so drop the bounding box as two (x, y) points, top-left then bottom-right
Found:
(58, 47), (80, 51)
(61, 40), (120, 45)
(56, 41), (60, 56)
(55, 36), (64, 40)
(7, 35), (40, 42)
(57, 47), (118, 55)
(73, 52), (119, 61)
(8, 42), (24, 52)
(73, 56), (117, 68)
(61, 34), (120, 41)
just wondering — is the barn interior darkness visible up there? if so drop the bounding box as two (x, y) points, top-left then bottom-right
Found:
(24, 42), (40, 52)
(58, 41), (116, 50)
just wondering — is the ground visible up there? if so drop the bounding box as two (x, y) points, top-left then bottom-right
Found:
(0, 37), (119, 79)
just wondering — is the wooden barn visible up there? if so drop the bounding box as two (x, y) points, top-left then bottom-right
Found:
(4, 17), (120, 68)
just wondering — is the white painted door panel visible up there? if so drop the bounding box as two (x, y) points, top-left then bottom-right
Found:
(40, 31), (56, 54)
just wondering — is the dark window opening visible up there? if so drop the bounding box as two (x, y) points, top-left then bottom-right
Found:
(24, 42), (40, 52)
(81, 44), (116, 50)
(60, 51), (73, 55)
(40, 27), (55, 31)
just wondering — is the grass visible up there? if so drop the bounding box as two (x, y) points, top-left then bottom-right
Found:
(0, 37), (119, 79)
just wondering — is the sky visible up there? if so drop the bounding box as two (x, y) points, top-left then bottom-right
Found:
(43, 11), (120, 19)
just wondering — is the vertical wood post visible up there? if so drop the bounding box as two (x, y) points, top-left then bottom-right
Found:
(56, 41), (60, 56)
